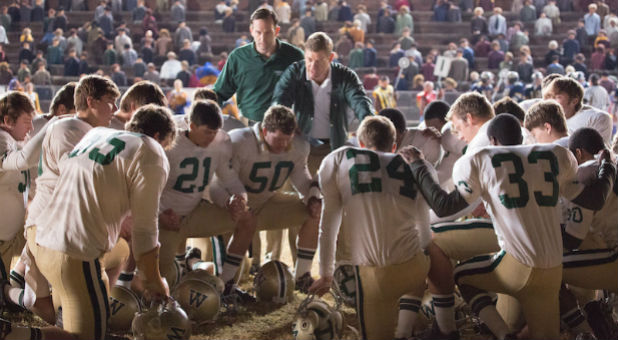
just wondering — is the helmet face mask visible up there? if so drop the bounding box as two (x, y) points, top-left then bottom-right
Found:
(292, 295), (344, 340)
(253, 260), (294, 304)
(132, 299), (192, 340)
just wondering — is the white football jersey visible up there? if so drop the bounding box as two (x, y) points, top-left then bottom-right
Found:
(27, 117), (92, 228)
(453, 144), (581, 268)
(210, 123), (314, 209)
(160, 129), (244, 216)
(565, 160), (618, 248)
(567, 106), (613, 145)
(0, 130), (30, 240)
(317, 146), (432, 277)
(36, 128), (169, 261)
(436, 122), (467, 189)
(397, 128), (442, 166)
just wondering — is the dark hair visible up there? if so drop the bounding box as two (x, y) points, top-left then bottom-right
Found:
(549, 77), (584, 112)
(0, 91), (35, 123)
(569, 127), (605, 156)
(250, 8), (278, 27)
(589, 73), (600, 85)
(379, 108), (406, 134)
(493, 96), (525, 122)
(50, 82), (77, 116)
(126, 104), (176, 142)
(486, 114), (522, 146)
(424, 100), (450, 122)
(193, 88), (218, 102)
(524, 100), (567, 134)
(188, 100), (223, 129)
(119, 81), (166, 113)
(542, 73), (562, 89)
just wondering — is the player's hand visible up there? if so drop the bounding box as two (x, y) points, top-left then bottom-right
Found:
(308, 276), (333, 297)
(227, 194), (249, 221)
(143, 276), (170, 302)
(306, 197), (322, 219)
(422, 126), (442, 140)
(159, 209), (181, 231)
(119, 214), (134, 240)
(398, 146), (425, 163)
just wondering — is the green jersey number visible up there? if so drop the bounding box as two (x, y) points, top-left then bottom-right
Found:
(346, 149), (417, 199)
(491, 151), (559, 209)
(172, 157), (212, 193)
(17, 170), (30, 193)
(69, 136), (126, 166)
(245, 161), (295, 193)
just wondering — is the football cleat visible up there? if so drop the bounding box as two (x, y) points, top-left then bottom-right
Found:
(108, 285), (142, 332)
(295, 272), (315, 294)
(172, 279), (220, 324)
(223, 280), (256, 305)
(184, 247), (202, 271)
(292, 294), (344, 340)
(253, 260), (294, 304)
(132, 298), (191, 340)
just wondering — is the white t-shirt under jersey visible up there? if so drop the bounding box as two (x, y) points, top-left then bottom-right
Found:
(36, 128), (169, 260)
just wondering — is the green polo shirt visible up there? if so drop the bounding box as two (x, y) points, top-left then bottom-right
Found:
(214, 39), (304, 122)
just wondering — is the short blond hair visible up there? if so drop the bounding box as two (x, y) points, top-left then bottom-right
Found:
(357, 115), (396, 152)
(119, 81), (166, 113)
(447, 92), (494, 121)
(524, 100), (567, 134)
(305, 32), (333, 54)
(74, 75), (120, 111)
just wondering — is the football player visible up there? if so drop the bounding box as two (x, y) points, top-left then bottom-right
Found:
(310, 115), (432, 340)
(0, 104), (175, 340)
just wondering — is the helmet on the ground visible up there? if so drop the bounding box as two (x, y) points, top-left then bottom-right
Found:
(292, 296), (344, 340)
(172, 278), (220, 323)
(131, 299), (191, 340)
(253, 260), (294, 304)
(181, 269), (225, 294)
(108, 285), (142, 332)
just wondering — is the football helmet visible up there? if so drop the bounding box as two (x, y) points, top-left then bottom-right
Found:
(108, 285), (142, 332)
(181, 269), (225, 294)
(333, 265), (357, 308)
(253, 260), (294, 304)
(292, 294), (344, 340)
(172, 279), (220, 323)
(132, 298), (191, 340)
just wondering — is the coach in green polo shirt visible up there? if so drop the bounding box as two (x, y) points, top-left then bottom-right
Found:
(214, 8), (304, 122)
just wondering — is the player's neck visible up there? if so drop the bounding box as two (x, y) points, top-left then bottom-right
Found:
(114, 111), (131, 123)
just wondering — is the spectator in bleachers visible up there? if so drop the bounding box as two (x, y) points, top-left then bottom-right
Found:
(197, 27), (212, 59)
(91, 29), (108, 65)
(110, 0), (122, 14)
(397, 27), (415, 50)
(64, 48), (80, 76)
(143, 62), (160, 84)
(141, 40), (154, 64)
(348, 41), (364, 69)
(461, 0), (475, 12)
(520, 0), (537, 22)
(535, 12), (553, 36)
(179, 39), (196, 66)
(31, 50), (45, 72)
(288, 19), (305, 47)
(54, 8), (67, 32)
(474, 35), (492, 57)
(156, 0), (169, 12)
(222, 8), (236, 33)
(591, 45), (606, 69)
(388, 42), (404, 67)
(604, 47), (617, 69)
(562, 30), (581, 64)
(142, 8), (159, 37)
(155, 28), (173, 60)
(54, 28), (67, 52)
(395, 0), (412, 11)
(341, 20), (363, 43)
(115, 28), (132, 54)
(46, 37), (64, 65)
(543, 0), (561, 25)
(421, 55), (435, 81)
(134, 57), (147, 78)
(433, 0), (449, 22)
(599, 71), (615, 91)
(338, 1), (353, 22)
(98, 7), (114, 38)
(584, 4), (602, 43)
(0, 6), (11, 32)
(315, 1), (328, 21)
(67, 29), (83, 57)
(402, 55), (420, 88)
(215, 0), (230, 23)
(7, 2), (20, 25)
(448, 48), (469, 82)
(78, 51), (90, 75)
(354, 5), (371, 33)
(500, 51), (514, 70)
(447, 1), (462, 22)
(94, 1), (106, 22)
(122, 43), (138, 67)
(394, 5), (413, 35)
(300, 9), (316, 39)
(596, 0), (610, 19)
(217, 51), (227, 70)
(20, 27), (33, 44)
(510, 27), (530, 52)
(488, 7), (507, 38)
(443, 42), (458, 58)
(195, 60), (220, 85)
(104, 41), (117, 65)
(417, 81), (437, 116)
(594, 29), (611, 48)
(16, 60), (30, 82)
(488, 40), (505, 68)
(362, 67), (379, 90)
(372, 75), (396, 111)
(547, 54), (566, 75)
(161, 51), (182, 84)
(545, 40), (561, 66)
(32, 62), (51, 85)
(276, 0), (291, 24)
(607, 18), (618, 45)
(603, 11), (617, 28)
(111, 63), (127, 86)
(584, 73), (610, 110)
(24, 82), (41, 114)
(478, 0), (495, 11)
(496, 32), (509, 52)
(171, 0), (186, 24)
(460, 38), (475, 69)
(377, 8), (395, 34)
(0, 24), (6, 45)
(133, 0), (147, 23)
(32, 0), (44, 22)
(0, 62), (12, 83)
(125, 0), (138, 12)
(363, 39), (377, 67)
(176, 60), (192, 87)
(168, 79), (188, 114)
(18, 42), (33, 64)
(524, 71), (543, 98)
(573, 53), (588, 76)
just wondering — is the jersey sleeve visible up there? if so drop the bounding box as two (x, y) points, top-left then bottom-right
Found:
(0, 119), (52, 171)
(317, 152), (343, 278)
(451, 153), (482, 204)
(214, 136), (246, 200)
(129, 146), (169, 260)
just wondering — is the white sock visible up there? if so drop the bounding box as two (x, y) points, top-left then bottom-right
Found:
(220, 253), (243, 284)
(117, 271), (135, 288)
(432, 293), (457, 333)
(294, 247), (315, 280)
(7, 287), (23, 307)
(395, 295), (421, 338)
(478, 304), (510, 340)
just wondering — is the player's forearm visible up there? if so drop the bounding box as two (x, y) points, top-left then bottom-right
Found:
(1, 126), (47, 171)
(136, 245), (164, 282)
(571, 160), (616, 210)
(410, 160), (469, 217)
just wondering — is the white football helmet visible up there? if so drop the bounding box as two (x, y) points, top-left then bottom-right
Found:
(253, 260), (294, 304)
(172, 278), (220, 324)
(292, 294), (344, 340)
(131, 299), (191, 340)
(109, 285), (142, 332)
(181, 269), (225, 294)
(333, 265), (357, 308)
